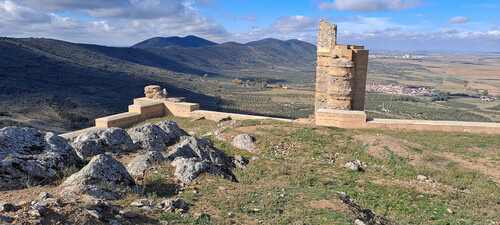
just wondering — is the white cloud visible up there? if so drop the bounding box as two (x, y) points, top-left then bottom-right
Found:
(318, 0), (422, 12)
(0, 0), (230, 45)
(20, 0), (129, 11)
(448, 16), (469, 24)
(0, 1), (50, 24)
(271, 15), (317, 33)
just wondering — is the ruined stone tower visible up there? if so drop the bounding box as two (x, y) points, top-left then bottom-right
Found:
(315, 20), (369, 112)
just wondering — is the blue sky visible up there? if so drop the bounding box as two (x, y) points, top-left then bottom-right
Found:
(0, 0), (498, 51)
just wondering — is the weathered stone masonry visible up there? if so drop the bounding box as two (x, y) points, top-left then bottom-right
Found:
(315, 20), (369, 111)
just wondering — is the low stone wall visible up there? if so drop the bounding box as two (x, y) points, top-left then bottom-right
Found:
(315, 109), (500, 134)
(60, 96), (499, 141)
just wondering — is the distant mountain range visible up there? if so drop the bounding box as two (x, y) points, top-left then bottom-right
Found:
(132, 35), (217, 48)
(0, 35), (316, 130)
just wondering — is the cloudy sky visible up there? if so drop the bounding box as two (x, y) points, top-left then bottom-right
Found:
(1, 0), (499, 51)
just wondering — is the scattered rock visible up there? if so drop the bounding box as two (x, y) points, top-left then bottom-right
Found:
(166, 137), (237, 184)
(252, 156), (260, 161)
(0, 127), (84, 189)
(121, 210), (137, 218)
(447, 208), (454, 214)
(60, 184), (117, 200)
(130, 199), (149, 207)
(336, 192), (375, 222)
(126, 151), (165, 178)
(62, 154), (136, 190)
(45, 198), (63, 207)
(156, 199), (188, 212)
(87, 209), (102, 220)
(18, 200), (31, 207)
(215, 116), (232, 123)
(354, 219), (366, 225)
(417, 175), (427, 181)
(231, 134), (257, 153)
(0, 202), (18, 212)
(28, 209), (43, 217)
(232, 155), (249, 168)
(189, 116), (205, 122)
(0, 215), (14, 223)
(203, 130), (222, 137)
(109, 219), (122, 225)
(35, 192), (51, 201)
(71, 128), (136, 159)
(345, 162), (359, 171)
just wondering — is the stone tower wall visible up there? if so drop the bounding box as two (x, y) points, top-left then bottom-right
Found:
(315, 20), (369, 111)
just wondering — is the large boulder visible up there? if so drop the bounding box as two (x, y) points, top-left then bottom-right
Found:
(127, 121), (188, 151)
(127, 124), (171, 151)
(71, 128), (136, 159)
(62, 154), (135, 189)
(126, 151), (165, 178)
(166, 137), (237, 184)
(0, 127), (84, 190)
(231, 134), (257, 153)
(155, 120), (188, 137)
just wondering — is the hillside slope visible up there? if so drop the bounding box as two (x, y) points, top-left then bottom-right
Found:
(0, 37), (316, 130)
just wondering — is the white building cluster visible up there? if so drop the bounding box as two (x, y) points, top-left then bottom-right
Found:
(366, 83), (439, 96)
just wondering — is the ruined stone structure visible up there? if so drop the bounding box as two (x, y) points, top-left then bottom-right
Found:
(59, 27), (500, 140)
(315, 20), (369, 111)
(144, 85), (168, 99)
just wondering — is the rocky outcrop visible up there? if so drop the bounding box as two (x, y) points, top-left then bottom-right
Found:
(166, 137), (237, 184)
(0, 127), (84, 190)
(127, 120), (187, 151)
(126, 151), (165, 178)
(156, 199), (188, 212)
(231, 134), (257, 153)
(62, 154), (135, 189)
(128, 124), (172, 151)
(156, 120), (189, 137)
(60, 185), (117, 200)
(71, 128), (136, 159)
(232, 155), (249, 168)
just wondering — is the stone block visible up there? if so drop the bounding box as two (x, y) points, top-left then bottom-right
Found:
(95, 112), (141, 128)
(128, 102), (165, 120)
(315, 109), (367, 128)
(317, 20), (337, 53)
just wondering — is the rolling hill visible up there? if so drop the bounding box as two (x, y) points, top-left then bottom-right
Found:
(132, 35), (217, 48)
(0, 36), (317, 131)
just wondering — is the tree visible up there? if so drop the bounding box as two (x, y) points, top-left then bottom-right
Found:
(260, 82), (268, 89)
(232, 78), (242, 85)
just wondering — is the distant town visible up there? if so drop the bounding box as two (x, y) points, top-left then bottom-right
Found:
(366, 83), (439, 96)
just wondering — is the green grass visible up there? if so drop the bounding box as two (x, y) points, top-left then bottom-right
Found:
(121, 116), (500, 224)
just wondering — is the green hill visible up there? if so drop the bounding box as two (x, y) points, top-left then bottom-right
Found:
(0, 36), (317, 131)
(132, 35), (218, 48)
